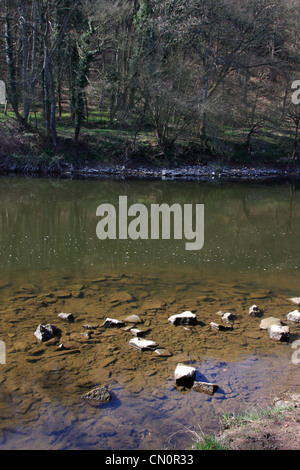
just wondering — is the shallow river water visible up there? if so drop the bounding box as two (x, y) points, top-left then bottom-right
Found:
(0, 176), (300, 450)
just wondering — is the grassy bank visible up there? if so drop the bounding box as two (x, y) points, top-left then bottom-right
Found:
(0, 109), (299, 170)
(190, 393), (300, 451)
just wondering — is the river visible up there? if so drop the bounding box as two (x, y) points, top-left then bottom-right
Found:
(0, 175), (299, 449)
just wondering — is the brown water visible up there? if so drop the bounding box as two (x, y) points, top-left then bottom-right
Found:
(0, 176), (300, 450)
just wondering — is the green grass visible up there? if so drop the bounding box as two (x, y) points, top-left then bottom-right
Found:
(219, 124), (295, 161)
(189, 402), (293, 451)
(192, 434), (227, 451)
(221, 403), (292, 429)
(1, 106), (298, 163)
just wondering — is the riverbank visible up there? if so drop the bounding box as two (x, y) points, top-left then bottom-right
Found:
(1, 153), (300, 183)
(1, 113), (300, 182)
(192, 392), (300, 450)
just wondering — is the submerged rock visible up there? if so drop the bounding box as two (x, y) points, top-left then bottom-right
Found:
(260, 317), (283, 330)
(174, 363), (196, 386)
(34, 324), (57, 342)
(210, 322), (233, 332)
(168, 311), (197, 326)
(122, 325), (134, 332)
(58, 313), (75, 322)
(192, 381), (219, 396)
(83, 324), (98, 330)
(130, 328), (147, 337)
(129, 337), (158, 351)
(81, 386), (112, 404)
(154, 348), (172, 357)
(287, 310), (300, 323)
(68, 332), (93, 342)
(102, 318), (125, 328)
(124, 314), (143, 324)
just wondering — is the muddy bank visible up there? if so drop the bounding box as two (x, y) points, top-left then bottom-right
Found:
(218, 392), (300, 450)
(1, 154), (300, 183)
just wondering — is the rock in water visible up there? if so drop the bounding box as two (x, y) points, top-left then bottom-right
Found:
(210, 322), (232, 332)
(192, 381), (219, 396)
(222, 312), (236, 323)
(130, 328), (147, 337)
(58, 313), (75, 322)
(83, 324), (98, 330)
(249, 305), (261, 317)
(289, 298), (300, 306)
(124, 315), (143, 324)
(174, 363), (196, 386)
(287, 310), (300, 323)
(260, 317), (283, 330)
(268, 325), (290, 342)
(168, 311), (197, 326)
(81, 386), (112, 405)
(129, 337), (158, 351)
(34, 324), (57, 342)
(102, 318), (125, 328)
(154, 348), (172, 357)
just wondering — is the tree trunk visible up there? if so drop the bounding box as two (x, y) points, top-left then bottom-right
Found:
(44, 45), (57, 146)
(4, 1), (20, 119)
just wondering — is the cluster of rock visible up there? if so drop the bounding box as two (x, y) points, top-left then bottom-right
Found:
(168, 300), (300, 393)
(168, 311), (221, 395)
(174, 363), (219, 396)
(73, 163), (298, 183)
(258, 299), (300, 343)
(33, 295), (300, 404)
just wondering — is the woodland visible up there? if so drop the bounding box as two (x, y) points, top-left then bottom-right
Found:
(1, 0), (300, 165)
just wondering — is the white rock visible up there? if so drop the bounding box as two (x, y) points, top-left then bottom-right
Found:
(154, 348), (172, 357)
(58, 313), (75, 322)
(249, 305), (261, 316)
(174, 363), (196, 385)
(268, 324), (290, 342)
(260, 317), (282, 330)
(290, 298), (300, 306)
(168, 311), (197, 326)
(130, 328), (146, 337)
(222, 312), (236, 322)
(129, 337), (158, 351)
(210, 322), (232, 332)
(102, 318), (125, 328)
(34, 324), (57, 342)
(287, 310), (300, 323)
